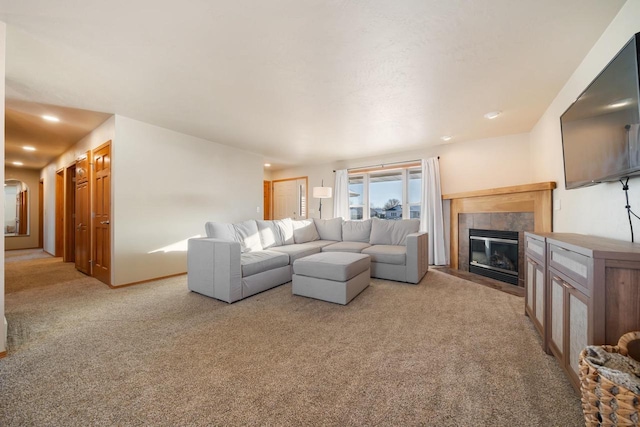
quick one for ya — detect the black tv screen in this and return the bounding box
[560,32,640,190]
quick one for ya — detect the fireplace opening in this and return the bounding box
[469,229,519,286]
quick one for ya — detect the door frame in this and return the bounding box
[272,176,308,220]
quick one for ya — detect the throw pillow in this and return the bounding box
[342,219,372,243]
[292,219,320,243]
[313,217,343,241]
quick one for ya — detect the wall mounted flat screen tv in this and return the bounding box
[560,32,640,190]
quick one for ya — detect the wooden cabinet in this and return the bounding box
[524,232,640,392]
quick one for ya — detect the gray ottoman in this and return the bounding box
[292,252,371,305]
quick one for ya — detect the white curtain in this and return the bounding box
[420,158,447,265]
[333,169,350,219]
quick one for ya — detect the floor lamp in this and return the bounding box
[312,180,333,219]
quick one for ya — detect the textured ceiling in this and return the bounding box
[0,0,627,170]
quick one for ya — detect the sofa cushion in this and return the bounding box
[369,218,420,246]
[306,240,339,249]
[277,218,295,245]
[362,245,406,265]
[205,220,262,253]
[292,219,320,244]
[256,218,296,248]
[234,220,263,253]
[342,219,372,243]
[313,218,343,241]
[256,220,279,248]
[240,250,289,277]
[205,221,236,241]
[322,241,371,253]
[270,243,321,263]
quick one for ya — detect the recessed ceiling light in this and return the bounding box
[12,161,24,166]
[264,163,271,167]
[441,135,453,142]
[42,115,60,122]
[23,146,36,151]
[484,111,502,120]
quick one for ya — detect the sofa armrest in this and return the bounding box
[405,232,429,284]
[187,238,243,303]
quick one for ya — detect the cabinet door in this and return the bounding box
[567,288,589,388]
[534,263,545,329]
[526,257,547,351]
[548,274,565,358]
[525,257,536,317]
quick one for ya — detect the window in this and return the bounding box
[349,175,364,220]
[409,169,422,219]
[348,164,422,221]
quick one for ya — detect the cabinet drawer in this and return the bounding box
[548,244,591,294]
[525,235,545,263]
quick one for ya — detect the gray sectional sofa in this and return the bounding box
[187,217,429,303]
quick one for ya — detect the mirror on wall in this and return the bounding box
[5,179,29,236]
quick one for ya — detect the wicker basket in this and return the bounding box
[579,331,640,426]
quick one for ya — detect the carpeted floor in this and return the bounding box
[0,250,583,426]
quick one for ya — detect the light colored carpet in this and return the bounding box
[1,251,584,426]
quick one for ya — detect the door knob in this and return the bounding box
[100,220,110,225]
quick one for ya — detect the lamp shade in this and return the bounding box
[313,186,332,199]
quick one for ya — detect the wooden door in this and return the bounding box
[55,170,64,256]
[39,179,43,248]
[93,142,111,285]
[64,165,76,262]
[75,153,91,274]
[273,178,307,220]
[263,180,272,220]
[18,190,28,234]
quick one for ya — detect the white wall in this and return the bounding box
[112,116,264,286]
[5,167,41,250]
[1,21,7,355]
[39,114,264,287]
[531,0,640,240]
[41,116,115,255]
[271,132,532,219]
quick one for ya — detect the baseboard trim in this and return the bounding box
[5,247,43,251]
[43,250,55,257]
[108,272,187,289]
[0,350,7,359]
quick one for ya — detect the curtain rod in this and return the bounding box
[332,157,439,173]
